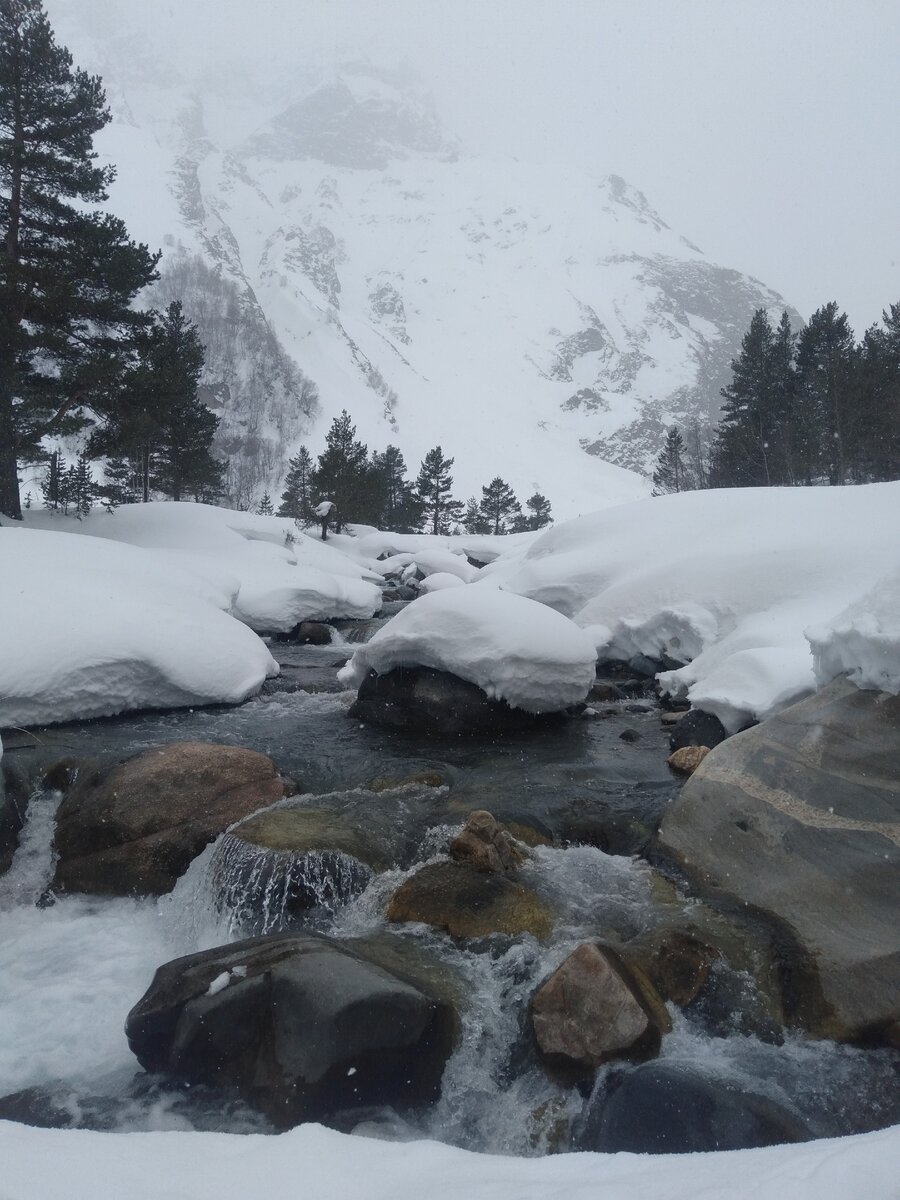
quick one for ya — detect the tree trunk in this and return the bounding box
[0,391,22,520]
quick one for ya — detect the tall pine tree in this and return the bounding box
[794,302,856,485]
[310,410,373,531]
[278,446,315,522]
[478,476,521,533]
[652,427,689,494]
[416,446,463,535]
[0,0,159,518]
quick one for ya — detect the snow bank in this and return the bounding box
[1,1120,898,1200]
[338,586,596,712]
[20,502,384,632]
[419,572,467,593]
[488,483,900,729]
[349,527,540,566]
[0,526,277,726]
[808,570,900,695]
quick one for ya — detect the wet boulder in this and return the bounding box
[666,745,710,774]
[387,861,553,940]
[125,932,457,1128]
[348,666,564,737]
[211,803,395,933]
[448,810,527,873]
[668,708,728,752]
[53,742,293,896]
[289,620,333,645]
[579,1061,812,1154]
[530,941,671,1081]
[658,677,900,1041]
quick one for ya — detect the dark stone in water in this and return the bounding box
[126,931,458,1129]
[349,666,566,737]
[580,1061,812,1154]
[668,708,728,752]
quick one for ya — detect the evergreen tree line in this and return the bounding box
[1,0,223,519]
[653,301,900,494]
[273,411,553,536]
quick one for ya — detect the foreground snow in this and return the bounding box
[487,482,900,729]
[2,1120,898,1200]
[338,586,597,712]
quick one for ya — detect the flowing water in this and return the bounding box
[0,635,897,1150]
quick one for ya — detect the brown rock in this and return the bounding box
[386,860,553,940]
[367,771,446,793]
[448,810,526,873]
[531,941,671,1079]
[627,929,720,1007]
[53,741,292,896]
[667,745,710,774]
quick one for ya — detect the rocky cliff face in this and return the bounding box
[50,12,800,513]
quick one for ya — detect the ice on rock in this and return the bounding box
[338,585,597,712]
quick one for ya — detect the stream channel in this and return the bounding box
[0,619,897,1154]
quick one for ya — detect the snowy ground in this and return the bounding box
[485,481,900,729]
[4,483,900,730]
[2,1120,898,1200]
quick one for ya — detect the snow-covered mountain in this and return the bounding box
[50,6,799,516]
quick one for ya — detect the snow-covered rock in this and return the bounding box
[488,482,900,730]
[21,503,384,633]
[338,586,596,713]
[418,572,467,593]
[0,526,277,727]
[808,570,900,695]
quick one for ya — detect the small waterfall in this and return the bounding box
[0,787,63,910]
[162,832,373,944]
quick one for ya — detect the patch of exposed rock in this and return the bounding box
[658,677,900,1041]
[448,810,526,873]
[386,861,553,940]
[53,742,292,896]
[530,941,671,1080]
[349,666,567,736]
[125,932,458,1128]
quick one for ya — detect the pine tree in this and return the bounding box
[478,476,522,533]
[40,448,64,510]
[416,446,463,535]
[518,492,553,530]
[310,410,372,531]
[91,302,222,502]
[256,491,274,516]
[794,302,856,485]
[0,0,159,519]
[68,451,94,517]
[652,427,689,494]
[856,302,900,482]
[463,496,490,534]
[278,446,315,523]
[370,444,422,531]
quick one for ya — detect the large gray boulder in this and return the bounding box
[658,678,900,1041]
[126,932,458,1127]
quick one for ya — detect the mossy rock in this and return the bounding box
[387,861,554,940]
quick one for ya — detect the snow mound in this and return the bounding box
[1,1117,898,1200]
[0,526,277,727]
[489,482,900,729]
[418,572,467,593]
[338,586,596,712]
[808,570,900,695]
[20,503,384,632]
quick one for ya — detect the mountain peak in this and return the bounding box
[242,65,457,169]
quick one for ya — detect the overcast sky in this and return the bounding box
[54,0,899,333]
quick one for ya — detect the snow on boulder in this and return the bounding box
[20,502,384,632]
[808,570,900,695]
[0,526,277,727]
[490,482,900,731]
[418,572,467,593]
[338,586,597,713]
